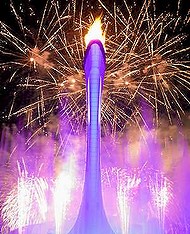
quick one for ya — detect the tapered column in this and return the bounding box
[69,40,114,234]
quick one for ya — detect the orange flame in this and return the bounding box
[85,18,105,47]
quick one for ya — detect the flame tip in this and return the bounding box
[85,18,105,48]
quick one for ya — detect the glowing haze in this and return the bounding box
[85,18,105,47]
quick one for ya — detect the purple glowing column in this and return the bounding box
[69,40,114,234]
[84,39,105,208]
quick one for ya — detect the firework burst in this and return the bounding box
[0,0,189,134]
[0,158,81,233]
[1,170,49,232]
[101,166,186,234]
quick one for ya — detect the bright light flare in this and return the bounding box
[1,175,48,232]
[152,179,170,209]
[85,18,105,47]
[54,158,76,234]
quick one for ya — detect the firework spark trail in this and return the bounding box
[0,155,79,233]
[0,0,85,131]
[1,162,49,233]
[101,0,190,126]
[149,172,174,231]
[116,169,141,234]
[53,156,76,234]
[101,167,142,233]
[153,178,169,228]
[0,0,189,135]
[101,166,182,233]
[0,121,87,232]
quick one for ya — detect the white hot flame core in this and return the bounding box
[85,18,105,47]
